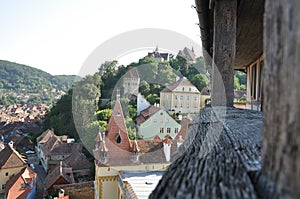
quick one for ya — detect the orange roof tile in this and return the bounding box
[5,166,37,199]
[45,161,75,190]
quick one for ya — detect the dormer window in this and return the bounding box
[116,134,122,144]
[117,111,121,116]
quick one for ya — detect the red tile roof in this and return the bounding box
[103,101,131,165]
[5,166,37,199]
[45,161,75,190]
[136,106,161,125]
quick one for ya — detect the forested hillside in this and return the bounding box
[0,60,78,92]
[0,60,79,105]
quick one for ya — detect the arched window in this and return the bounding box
[116,134,122,144]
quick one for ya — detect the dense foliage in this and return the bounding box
[42,54,247,148]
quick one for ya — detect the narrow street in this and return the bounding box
[27,154,47,198]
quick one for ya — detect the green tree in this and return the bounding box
[234,76,241,90]
[190,74,208,91]
[235,71,246,85]
[146,93,159,104]
[156,62,177,86]
[43,89,78,139]
[171,55,189,76]
[95,109,112,122]
[139,80,150,97]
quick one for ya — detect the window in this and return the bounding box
[2,184,5,190]
[189,87,191,91]
[175,95,178,100]
[160,128,164,133]
[182,87,184,91]
[5,172,8,176]
[117,111,121,116]
[194,96,198,101]
[187,96,190,100]
[116,134,122,144]
[167,128,171,133]
[21,183,26,188]
[175,128,179,133]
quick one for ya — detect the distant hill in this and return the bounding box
[0,60,78,92]
[0,60,79,105]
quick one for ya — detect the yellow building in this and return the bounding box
[160,77,201,114]
[95,163,169,199]
[0,145,27,193]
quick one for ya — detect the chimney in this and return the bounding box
[58,189,65,198]
[8,141,14,148]
[163,136,172,162]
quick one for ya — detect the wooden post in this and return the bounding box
[262,0,300,198]
[211,0,236,107]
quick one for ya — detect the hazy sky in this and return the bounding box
[0,0,201,75]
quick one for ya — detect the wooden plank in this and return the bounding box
[211,0,237,107]
[261,0,300,198]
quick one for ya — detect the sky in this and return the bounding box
[0,0,201,75]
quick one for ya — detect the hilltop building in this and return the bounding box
[177,47,197,64]
[160,77,201,114]
[147,46,169,62]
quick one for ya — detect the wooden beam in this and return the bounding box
[261,0,300,198]
[211,0,237,107]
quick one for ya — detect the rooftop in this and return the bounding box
[0,145,26,169]
[150,107,263,198]
[122,171,164,199]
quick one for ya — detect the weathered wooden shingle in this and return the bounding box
[150,107,263,199]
